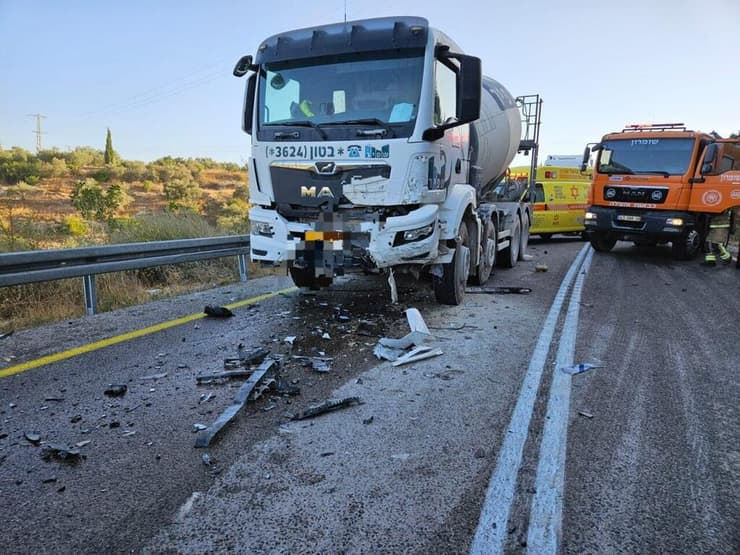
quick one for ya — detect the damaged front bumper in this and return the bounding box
[249,204,441,272]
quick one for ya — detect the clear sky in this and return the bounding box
[1,0,738,164]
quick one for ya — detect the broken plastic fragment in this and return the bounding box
[291,397,361,421]
[391,346,444,367]
[388,268,398,304]
[204,306,234,318]
[284,336,297,345]
[559,363,604,375]
[41,444,83,464]
[104,384,127,397]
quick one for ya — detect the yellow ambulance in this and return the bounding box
[510,158,592,240]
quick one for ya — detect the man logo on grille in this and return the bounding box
[315,161,336,174]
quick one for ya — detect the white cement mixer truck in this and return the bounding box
[233,16,541,304]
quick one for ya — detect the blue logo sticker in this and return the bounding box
[347,145,362,158]
[365,144,390,159]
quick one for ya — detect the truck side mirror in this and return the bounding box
[243,73,257,135]
[580,146,590,172]
[701,143,718,174]
[233,55,255,77]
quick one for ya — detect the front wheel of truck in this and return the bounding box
[671,229,702,260]
[590,233,616,252]
[288,265,332,290]
[434,220,471,305]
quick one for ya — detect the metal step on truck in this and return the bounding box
[233,16,542,304]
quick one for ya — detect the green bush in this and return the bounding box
[64,215,88,236]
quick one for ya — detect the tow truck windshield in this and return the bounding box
[257,50,424,140]
[597,138,695,176]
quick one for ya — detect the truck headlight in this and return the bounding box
[584,211,597,220]
[403,223,434,242]
[665,217,684,226]
[252,221,274,237]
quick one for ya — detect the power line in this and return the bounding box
[27,113,47,152]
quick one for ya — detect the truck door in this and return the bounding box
[689,140,740,213]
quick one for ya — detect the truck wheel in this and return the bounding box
[288,265,332,289]
[472,218,496,285]
[518,212,530,261]
[590,234,616,252]
[434,220,471,305]
[501,216,521,268]
[671,229,701,260]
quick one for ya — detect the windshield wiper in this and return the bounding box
[265,120,327,140]
[322,118,395,138]
[635,170,671,178]
[600,167,634,175]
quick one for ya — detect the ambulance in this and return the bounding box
[510,156,592,239]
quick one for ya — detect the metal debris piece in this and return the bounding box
[201,453,211,466]
[41,443,83,464]
[75,440,91,448]
[559,363,604,375]
[321,332,331,340]
[235,346,270,366]
[373,343,406,362]
[428,323,467,330]
[392,346,444,367]
[24,432,41,445]
[311,358,331,373]
[199,392,214,403]
[204,305,234,318]
[122,430,137,437]
[195,370,252,384]
[535,263,548,272]
[578,411,594,419]
[44,396,64,402]
[388,268,398,304]
[140,372,167,381]
[272,378,300,396]
[192,423,207,432]
[194,357,277,448]
[466,287,533,294]
[291,397,361,421]
[284,336,297,345]
[104,384,127,397]
[251,378,275,401]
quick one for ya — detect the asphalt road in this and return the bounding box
[0,238,737,554]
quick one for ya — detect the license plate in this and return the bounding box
[616,214,642,222]
[304,231,345,241]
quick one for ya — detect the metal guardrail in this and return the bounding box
[0,235,251,315]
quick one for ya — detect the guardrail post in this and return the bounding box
[82,274,97,315]
[237,254,248,282]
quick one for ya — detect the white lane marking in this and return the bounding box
[470,244,591,555]
[527,248,594,553]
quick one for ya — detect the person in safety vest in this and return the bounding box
[703,209,732,266]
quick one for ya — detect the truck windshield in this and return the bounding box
[597,138,695,176]
[257,50,424,138]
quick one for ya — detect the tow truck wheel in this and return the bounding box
[434,220,471,305]
[501,216,521,268]
[472,218,496,285]
[518,212,530,261]
[590,233,616,252]
[671,229,701,260]
[288,265,332,290]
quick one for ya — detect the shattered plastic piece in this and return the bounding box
[373,343,406,362]
[535,263,548,272]
[378,331,431,350]
[194,358,276,448]
[202,453,211,466]
[104,384,127,397]
[406,308,431,335]
[559,363,604,375]
[41,443,83,464]
[204,306,234,318]
[311,358,331,373]
[272,378,301,396]
[199,392,214,403]
[140,372,167,381]
[291,397,362,421]
[363,416,374,425]
[44,396,64,402]
[235,346,270,366]
[195,370,252,384]
[284,336,297,345]
[192,423,208,432]
[75,440,91,448]
[391,346,444,367]
[578,410,594,419]
[70,415,82,424]
[24,432,41,445]
[356,320,379,337]
[388,268,398,304]
[321,332,331,340]
[122,430,137,437]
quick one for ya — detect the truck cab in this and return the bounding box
[582,123,740,259]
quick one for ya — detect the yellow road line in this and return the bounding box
[0,286,297,379]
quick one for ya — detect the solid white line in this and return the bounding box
[526,248,594,553]
[469,243,590,555]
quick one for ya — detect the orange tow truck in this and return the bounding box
[581,123,740,259]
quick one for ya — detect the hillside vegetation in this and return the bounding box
[0,145,264,332]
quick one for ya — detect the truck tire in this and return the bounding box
[518,211,530,261]
[288,265,332,290]
[472,218,496,285]
[671,229,701,260]
[434,220,471,305]
[590,234,616,252]
[500,216,521,268]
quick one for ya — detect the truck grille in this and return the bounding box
[603,185,668,204]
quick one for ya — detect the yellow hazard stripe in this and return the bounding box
[0,286,297,378]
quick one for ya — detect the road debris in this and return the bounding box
[272,378,300,396]
[204,305,234,318]
[321,332,331,340]
[363,416,374,425]
[75,440,91,448]
[291,397,361,421]
[24,432,41,445]
[201,453,211,466]
[535,263,548,272]
[194,357,277,448]
[466,286,533,294]
[578,410,594,419]
[104,384,127,397]
[0,331,13,340]
[196,370,253,384]
[356,320,379,337]
[140,372,167,381]
[284,336,297,345]
[192,423,207,432]
[392,346,444,367]
[374,307,437,362]
[41,443,83,464]
[44,396,64,402]
[199,392,214,403]
[559,363,604,375]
